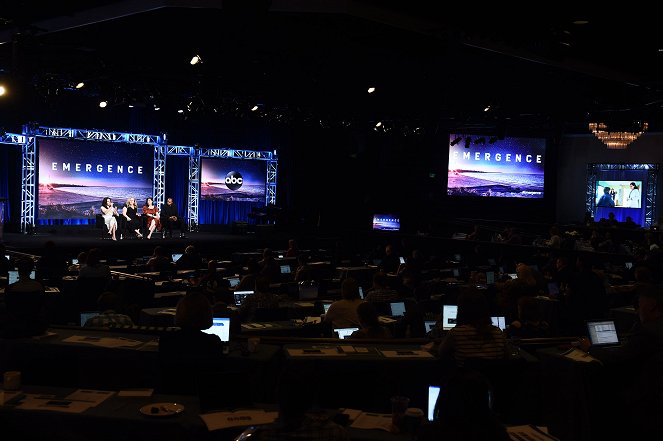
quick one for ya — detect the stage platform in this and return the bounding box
[1,225,297,261]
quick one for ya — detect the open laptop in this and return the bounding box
[442,304,458,331]
[172,253,183,263]
[322,302,332,314]
[335,327,359,339]
[491,316,507,331]
[389,301,406,317]
[427,385,441,422]
[202,317,231,343]
[8,270,36,284]
[80,311,100,327]
[280,265,291,274]
[424,320,437,333]
[586,319,621,347]
[226,276,240,288]
[233,290,255,307]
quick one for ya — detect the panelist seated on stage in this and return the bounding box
[142,197,161,240]
[121,197,143,239]
[161,197,186,238]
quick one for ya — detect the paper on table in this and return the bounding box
[507,425,560,440]
[200,410,278,431]
[62,335,144,348]
[294,302,315,307]
[66,389,115,406]
[118,388,154,397]
[350,412,393,432]
[17,395,93,414]
[560,348,601,364]
[380,350,434,359]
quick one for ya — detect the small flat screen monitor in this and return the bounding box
[442,305,458,331]
[71,258,79,265]
[486,271,495,285]
[372,214,400,232]
[335,327,359,339]
[203,317,231,342]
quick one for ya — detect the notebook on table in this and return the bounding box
[586,319,621,347]
[233,290,255,307]
[202,317,231,342]
[389,301,406,317]
[335,327,359,339]
[442,305,458,331]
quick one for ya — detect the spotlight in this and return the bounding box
[251,105,259,112]
[450,136,462,146]
[375,121,382,127]
[367,87,376,93]
[0,85,6,96]
[99,100,108,108]
[75,82,85,89]
[190,54,203,65]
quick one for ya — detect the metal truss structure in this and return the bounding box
[0,133,30,231]
[586,163,658,227]
[16,126,277,232]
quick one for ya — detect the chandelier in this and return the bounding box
[588,121,648,149]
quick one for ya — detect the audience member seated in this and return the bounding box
[419,368,510,441]
[234,258,260,292]
[348,302,392,340]
[495,262,541,322]
[35,240,68,284]
[254,369,350,441]
[258,247,281,283]
[239,276,280,322]
[285,238,299,258]
[579,283,663,439]
[2,257,49,337]
[324,277,363,329]
[294,254,313,282]
[176,245,203,270]
[364,271,400,303]
[83,291,135,328]
[146,245,175,273]
[157,292,225,394]
[377,243,400,274]
[506,296,550,339]
[563,254,609,335]
[67,251,88,273]
[78,248,111,280]
[435,287,509,367]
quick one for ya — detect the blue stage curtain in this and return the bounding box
[594,170,647,226]
[199,200,263,225]
[165,155,189,221]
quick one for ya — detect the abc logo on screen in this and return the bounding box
[225,171,243,190]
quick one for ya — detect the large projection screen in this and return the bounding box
[38,138,154,220]
[200,157,267,202]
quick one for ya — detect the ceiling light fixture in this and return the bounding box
[0,85,6,96]
[190,54,203,65]
[75,82,85,89]
[367,87,376,93]
[589,121,648,149]
[99,100,107,108]
[251,105,259,111]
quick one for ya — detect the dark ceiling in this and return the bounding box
[1,1,662,142]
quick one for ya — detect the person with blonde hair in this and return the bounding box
[122,197,143,238]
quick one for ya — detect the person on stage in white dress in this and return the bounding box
[101,197,119,241]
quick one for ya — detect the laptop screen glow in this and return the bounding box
[233,290,255,307]
[280,265,291,274]
[322,303,332,314]
[8,270,35,284]
[485,271,495,285]
[358,286,364,299]
[390,301,406,317]
[203,317,231,342]
[424,320,437,333]
[442,305,458,331]
[587,320,619,346]
[172,253,183,262]
[427,385,440,422]
[335,327,358,339]
[227,277,240,288]
[491,316,506,331]
[80,311,100,327]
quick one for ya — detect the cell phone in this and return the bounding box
[399,257,405,264]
